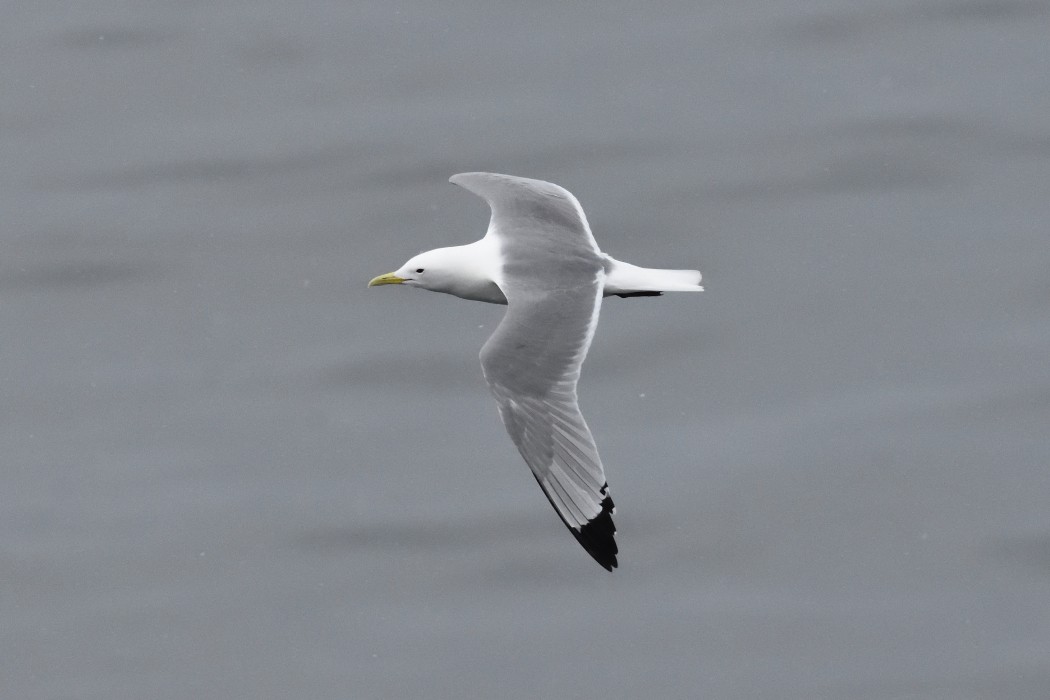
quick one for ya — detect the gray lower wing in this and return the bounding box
[479,281,618,570]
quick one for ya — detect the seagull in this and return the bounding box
[369,173,703,570]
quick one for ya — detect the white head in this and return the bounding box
[368,243,505,303]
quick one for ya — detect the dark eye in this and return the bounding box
[415,268,424,273]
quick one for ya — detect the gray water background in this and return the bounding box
[4,1,1050,698]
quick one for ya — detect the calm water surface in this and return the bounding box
[3,2,1049,698]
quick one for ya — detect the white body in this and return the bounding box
[387,239,702,305]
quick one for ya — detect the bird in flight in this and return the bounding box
[369,173,703,570]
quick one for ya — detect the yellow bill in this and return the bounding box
[368,272,406,287]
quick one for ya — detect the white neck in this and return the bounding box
[433,239,507,304]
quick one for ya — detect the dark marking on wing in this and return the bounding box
[613,290,663,298]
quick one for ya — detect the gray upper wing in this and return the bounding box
[449,172,600,256]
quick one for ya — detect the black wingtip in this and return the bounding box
[572,487,618,571]
[531,476,619,571]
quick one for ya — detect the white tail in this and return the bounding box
[602,256,703,297]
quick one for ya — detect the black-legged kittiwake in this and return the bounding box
[369,172,703,571]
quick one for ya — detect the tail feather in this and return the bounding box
[602,256,703,297]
